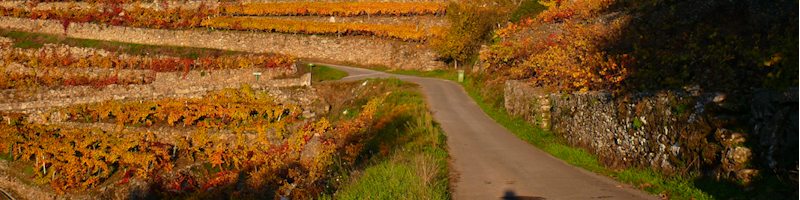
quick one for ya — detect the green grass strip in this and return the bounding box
[309,64,349,82]
[318,78,450,199]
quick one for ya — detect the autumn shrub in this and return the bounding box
[484,16,630,91]
[525,20,629,91]
[481,0,798,92]
[535,0,614,23]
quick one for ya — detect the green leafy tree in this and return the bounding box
[432,1,509,66]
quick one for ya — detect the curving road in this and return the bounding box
[320,64,660,200]
[0,188,12,200]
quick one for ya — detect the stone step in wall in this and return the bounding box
[0,16,445,71]
[505,80,798,183]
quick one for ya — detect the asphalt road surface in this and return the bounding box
[321,64,661,200]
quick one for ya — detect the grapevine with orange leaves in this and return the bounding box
[0,114,173,193]
[60,84,302,135]
[0,3,446,42]
[220,2,446,17]
[201,16,444,42]
[0,44,295,89]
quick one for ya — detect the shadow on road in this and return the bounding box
[501,190,546,200]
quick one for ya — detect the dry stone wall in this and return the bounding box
[0,37,12,47]
[0,0,221,11]
[0,68,309,112]
[6,42,178,60]
[241,0,450,3]
[0,34,323,111]
[0,43,293,94]
[2,62,154,90]
[0,16,445,71]
[267,15,449,29]
[505,80,798,183]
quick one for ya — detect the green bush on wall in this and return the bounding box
[510,0,547,22]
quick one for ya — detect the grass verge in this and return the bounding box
[387,69,455,80]
[317,78,450,199]
[309,64,349,82]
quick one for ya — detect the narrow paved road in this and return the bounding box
[321,64,660,200]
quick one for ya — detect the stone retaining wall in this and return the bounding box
[2,63,154,93]
[0,2,449,29]
[505,80,798,183]
[0,69,310,111]
[241,0,450,3]
[0,16,445,71]
[266,15,449,29]
[0,0,221,11]
[0,42,294,104]
[0,0,449,9]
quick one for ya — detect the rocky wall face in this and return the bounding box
[505,80,799,183]
[748,89,799,177]
[503,80,552,128]
[0,16,445,71]
[548,90,683,172]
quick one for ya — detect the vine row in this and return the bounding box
[0,95,389,198]
[59,84,302,135]
[0,4,444,42]
[0,44,295,89]
[0,114,173,193]
[220,2,446,17]
[202,16,444,42]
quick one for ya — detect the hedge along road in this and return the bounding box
[319,63,660,200]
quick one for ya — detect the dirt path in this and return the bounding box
[321,63,661,200]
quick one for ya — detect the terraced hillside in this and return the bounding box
[0,0,448,70]
[0,1,452,199]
